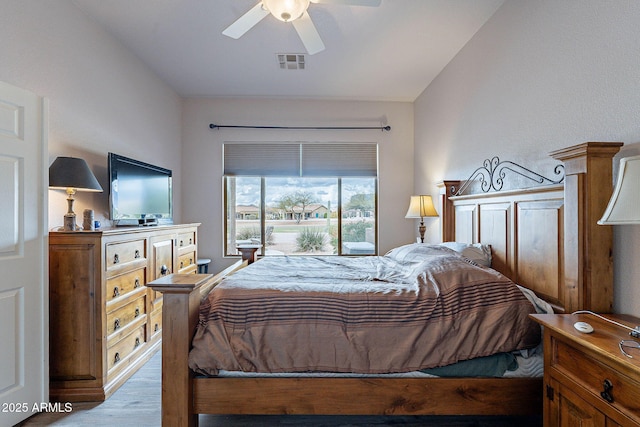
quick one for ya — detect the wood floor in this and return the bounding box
[19,351,542,426]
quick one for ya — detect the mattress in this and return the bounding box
[216,351,544,378]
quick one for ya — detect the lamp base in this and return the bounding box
[63,193,77,231]
[419,221,426,243]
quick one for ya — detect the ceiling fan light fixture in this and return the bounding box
[263,0,310,22]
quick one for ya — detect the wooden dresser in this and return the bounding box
[49,223,199,402]
[531,313,640,427]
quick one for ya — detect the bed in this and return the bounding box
[148,141,622,426]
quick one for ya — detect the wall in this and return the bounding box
[0,0,182,228]
[181,98,415,269]
[0,2,416,289]
[414,0,640,314]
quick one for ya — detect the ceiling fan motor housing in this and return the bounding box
[263,0,310,22]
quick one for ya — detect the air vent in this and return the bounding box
[277,54,305,70]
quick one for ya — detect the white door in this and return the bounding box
[0,81,48,426]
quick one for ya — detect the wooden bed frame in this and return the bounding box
[148,142,622,426]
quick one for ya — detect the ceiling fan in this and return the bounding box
[223,0,382,55]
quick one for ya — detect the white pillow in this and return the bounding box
[384,243,453,264]
[438,242,492,267]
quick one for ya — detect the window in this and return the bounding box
[224,143,378,256]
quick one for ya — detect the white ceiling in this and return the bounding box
[71,0,504,102]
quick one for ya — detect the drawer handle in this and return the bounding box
[160,264,169,275]
[180,240,184,247]
[601,379,614,403]
[189,238,193,245]
[135,307,140,317]
[113,254,120,264]
[134,337,141,348]
[189,258,193,265]
[180,261,184,268]
[114,318,121,330]
[113,287,120,298]
[114,352,120,364]
[134,249,140,259]
[154,323,159,332]
[134,278,140,288]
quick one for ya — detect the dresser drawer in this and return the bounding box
[107,324,146,372]
[551,337,640,420]
[106,239,146,270]
[178,251,196,273]
[107,268,146,302]
[106,294,147,337]
[150,308,162,337]
[151,293,163,311]
[177,231,196,249]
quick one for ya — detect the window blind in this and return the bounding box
[223,143,300,176]
[223,142,378,177]
[301,143,377,177]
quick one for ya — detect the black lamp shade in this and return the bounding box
[49,157,103,192]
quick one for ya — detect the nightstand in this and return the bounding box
[531,313,640,427]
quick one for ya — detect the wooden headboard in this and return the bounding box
[439,142,622,314]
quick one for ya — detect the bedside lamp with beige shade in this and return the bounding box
[578,155,640,340]
[49,156,103,231]
[405,195,438,243]
[598,155,640,225]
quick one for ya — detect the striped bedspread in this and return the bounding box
[188,246,540,376]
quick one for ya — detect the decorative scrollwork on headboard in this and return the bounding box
[451,157,565,196]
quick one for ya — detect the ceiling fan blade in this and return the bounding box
[222,2,269,39]
[292,11,325,55]
[310,0,381,6]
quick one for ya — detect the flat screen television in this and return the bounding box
[108,153,173,226]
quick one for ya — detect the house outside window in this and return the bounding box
[223,142,378,256]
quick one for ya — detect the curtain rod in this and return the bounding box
[209,123,391,131]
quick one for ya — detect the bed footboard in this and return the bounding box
[193,376,542,416]
[147,261,246,427]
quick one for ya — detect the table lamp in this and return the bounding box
[598,155,640,225]
[405,195,438,243]
[49,156,103,231]
[596,155,640,338]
